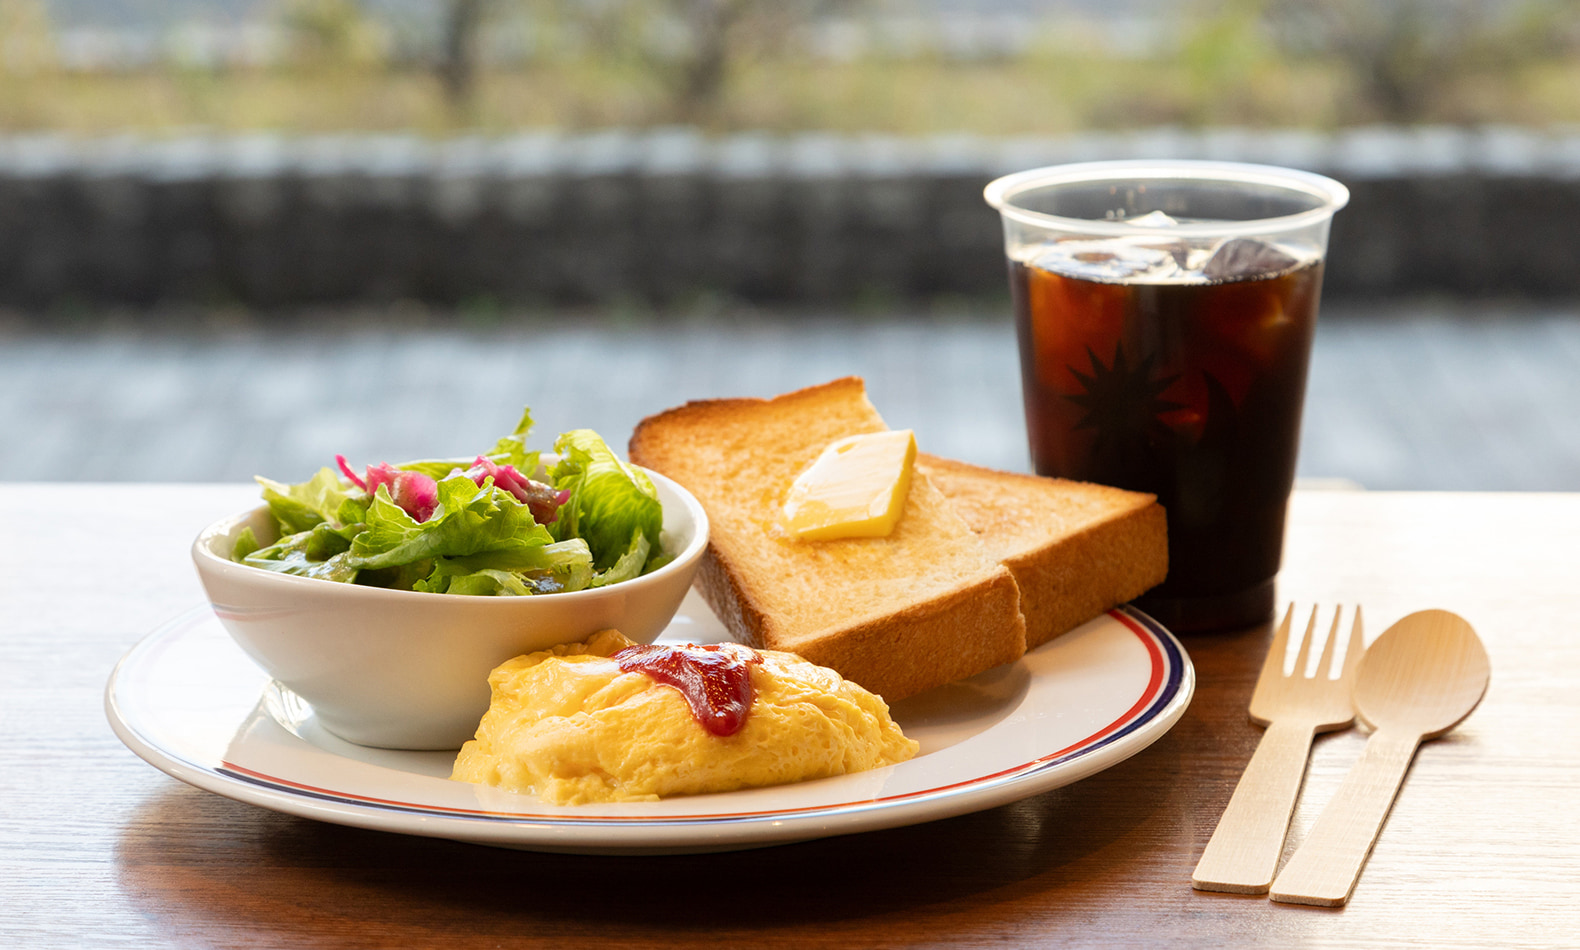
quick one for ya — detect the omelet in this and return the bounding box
[451,629,919,805]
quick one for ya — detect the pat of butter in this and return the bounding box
[782,430,917,541]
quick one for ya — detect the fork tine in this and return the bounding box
[1341,605,1366,676]
[1316,605,1343,678]
[1261,604,1294,685]
[1292,605,1319,676]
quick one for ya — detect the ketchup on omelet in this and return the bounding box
[612,643,762,737]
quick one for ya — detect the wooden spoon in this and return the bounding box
[1269,609,1490,906]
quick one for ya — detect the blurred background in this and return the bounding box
[3,0,1578,488]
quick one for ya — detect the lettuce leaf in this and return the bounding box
[232,526,261,561]
[388,408,542,481]
[426,568,538,597]
[345,474,555,571]
[588,529,650,589]
[243,527,361,583]
[258,468,353,535]
[486,407,538,471]
[550,429,663,572]
[415,538,595,595]
[237,410,661,596]
[384,458,469,481]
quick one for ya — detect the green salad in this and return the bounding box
[231,410,667,595]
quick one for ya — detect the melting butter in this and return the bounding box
[781,429,916,541]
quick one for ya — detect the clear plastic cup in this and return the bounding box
[985,161,1349,632]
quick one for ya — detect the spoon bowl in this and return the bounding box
[1354,609,1491,738]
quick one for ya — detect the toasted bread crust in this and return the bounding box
[690,547,1025,700]
[916,454,1168,648]
[630,378,1027,701]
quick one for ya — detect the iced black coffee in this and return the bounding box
[987,164,1349,631]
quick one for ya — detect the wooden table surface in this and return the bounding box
[5,485,1577,948]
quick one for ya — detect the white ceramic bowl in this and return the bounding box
[191,466,709,751]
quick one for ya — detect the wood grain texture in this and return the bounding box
[1193,606,1363,894]
[4,487,1579,948]
[1192,717,1325,895]
[1270,610,1493,906]
[1270,729,1422,906]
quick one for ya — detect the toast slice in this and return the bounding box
[628,378,1027,702]
[915,454,1168,649]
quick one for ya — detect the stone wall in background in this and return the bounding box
[2,127,1577,310]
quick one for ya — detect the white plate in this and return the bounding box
[106,591,1193,855]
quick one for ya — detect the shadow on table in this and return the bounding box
[113,732,1187,946]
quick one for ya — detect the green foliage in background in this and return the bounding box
[1,0,1578,134]
[1264,0,1580,123]
[278,0,390,70]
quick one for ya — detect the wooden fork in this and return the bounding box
[1192,605,1366,894]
